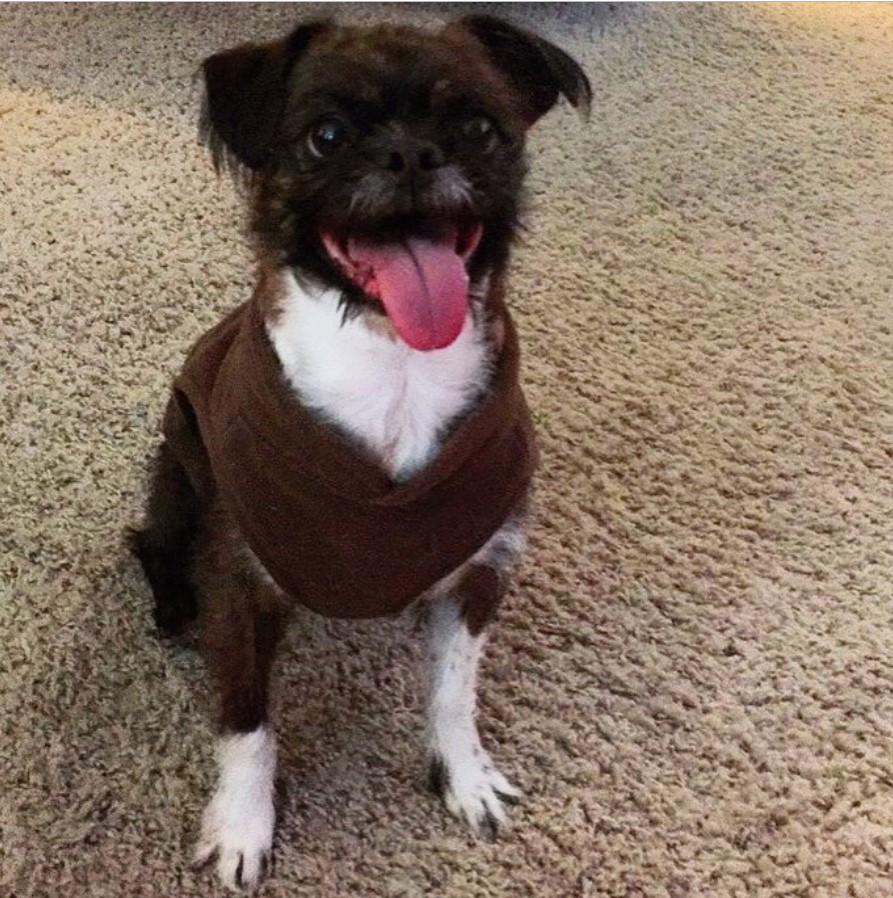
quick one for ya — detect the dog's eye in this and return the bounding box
[462,116,499,153]
[307,118,351,158]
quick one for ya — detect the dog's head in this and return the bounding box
[201,16,590,350]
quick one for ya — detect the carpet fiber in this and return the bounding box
[2,3,893,896]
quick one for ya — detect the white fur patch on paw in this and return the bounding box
[429,739,521,840]
[193,727,276,892]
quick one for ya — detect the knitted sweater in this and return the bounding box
[163,296,538,619]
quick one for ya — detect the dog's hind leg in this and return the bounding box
[129,441,201,636]
[425,518,525,840]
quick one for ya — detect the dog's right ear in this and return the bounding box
[201,21,332,174]
[453,16,591,127]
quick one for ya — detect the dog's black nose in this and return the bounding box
[377,134,445,174]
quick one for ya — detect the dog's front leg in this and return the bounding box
[192,509,287,891]
[426,563,522,840]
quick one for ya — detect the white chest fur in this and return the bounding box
[268,271,491,481]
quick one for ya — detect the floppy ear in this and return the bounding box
[200,21,331,173]
[456,16,592,126]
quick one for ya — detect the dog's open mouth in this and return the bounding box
[321,221,483,352]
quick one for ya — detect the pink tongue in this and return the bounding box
[347,237,469,351]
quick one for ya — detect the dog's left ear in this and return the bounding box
[452,16,591,127]
[201,21,332,173]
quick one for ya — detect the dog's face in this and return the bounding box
[202,17,590,350]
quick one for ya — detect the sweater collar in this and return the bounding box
[229,287,525,507]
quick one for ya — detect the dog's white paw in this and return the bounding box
[193,728,276,892]
[194,788,274,891]
[428,743,521,840]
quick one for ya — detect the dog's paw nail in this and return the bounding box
[495,787,521,807]
[427,755,450,799]
[213,845,268,892]
[477,809,500,842]
[191,844,217,872]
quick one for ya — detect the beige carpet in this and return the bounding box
[3,3,893,896]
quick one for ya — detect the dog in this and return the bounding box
[131,15,589,891]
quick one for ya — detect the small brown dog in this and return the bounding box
[131,15,589,891]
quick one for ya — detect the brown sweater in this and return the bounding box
[163,296,538,619]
